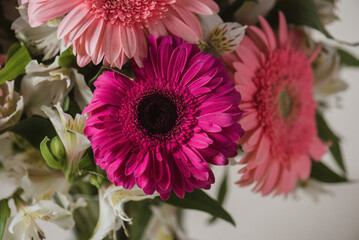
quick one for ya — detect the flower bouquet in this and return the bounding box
[0,0,357,239]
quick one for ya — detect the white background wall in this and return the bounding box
[1,1,359,239]
[185,1,359,239]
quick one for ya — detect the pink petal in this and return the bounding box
[278,11,288,47]
[258,16,277,50]
[28,0,81,27]
[120,26,137,58]
[164,9,199,43]
[309,136,326,161]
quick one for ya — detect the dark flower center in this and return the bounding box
[137,94,178,135]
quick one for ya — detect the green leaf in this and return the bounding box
[59,47,77,68]
[6,43,21,62]
[9,117,56,149]
[0,44,31,84]
[163,189,235,226]
[88,67,108,86]
[40,136,63,170]
[209,171,228,224]
[273,0,332,38]
[337,48,359,67]
[78,150,96,175]
[89,66,135,86]
[316,112,346,173]
[77,149,106,178]
[128,200,153,240]
[0,199,11,240]
[310,161,348,183]
[217,173,228,205]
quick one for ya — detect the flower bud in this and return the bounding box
[50,136,66,161]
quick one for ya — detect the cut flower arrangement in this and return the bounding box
[0,0,356,239]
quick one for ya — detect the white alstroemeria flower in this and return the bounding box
[21,57,93,117]
[41,103,90,179]
[11,4,61,60]
[105,185,158,222]
[144,205,191,240]
[0,140,69,199]
[314,0,339,25]
[312,45,347,108]
[8,200,74,240]
[91,187,121,240]
[234,0,276,25]
[0,133,12,162]
[198,14,246,56]
[0,55,23,130]
[91,185,158,240]
[0,80,24,130]
[56,192,87,212]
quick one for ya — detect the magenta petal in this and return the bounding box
[134,151,151,177]
[84,35,244,199]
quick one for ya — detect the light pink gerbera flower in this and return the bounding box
[222,13,327,195]
[25,0,218,68]
[84,35,244,199]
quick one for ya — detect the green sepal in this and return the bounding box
[316,112,346,173]
[40,136,63,170]
[310,161,348,183]
[89,175,104,189]
[162,189,235,226]
[0,199,11,240]
[0,43,32,84]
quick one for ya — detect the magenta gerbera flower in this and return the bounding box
[84,35,244,199]
[222,13,327,195]
[25,0,218,68]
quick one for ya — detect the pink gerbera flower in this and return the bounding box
[222,13,327,195]
[84,35,244,199]
[25,0,218,68]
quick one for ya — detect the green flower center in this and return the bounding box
[278,90,293,118]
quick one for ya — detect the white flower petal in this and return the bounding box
[0,81,24,130]
[91,188,120,240]
[208,22,246,54]
[21,59,74,117]
[41,104,90,177]
[198,14,224,39]
[11,5,61,61]
[74,71,93,110]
